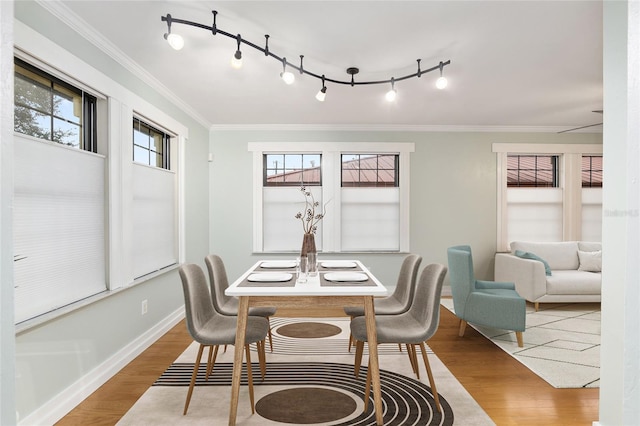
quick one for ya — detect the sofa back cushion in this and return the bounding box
[510,241,579,270]
[578,241,601,252]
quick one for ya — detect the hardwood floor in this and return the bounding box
[55,302,599,426]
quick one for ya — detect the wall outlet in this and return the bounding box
[141,299,148,315]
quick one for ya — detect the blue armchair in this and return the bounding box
[447,245,526,347]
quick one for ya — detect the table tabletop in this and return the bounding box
[226,259,388,297]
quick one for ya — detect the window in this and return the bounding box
[582,155,603,187]
[251,142,414,253]
[133,117,170,169]
[494,144,603,251]
[341,154,399,187]
[14,58,97,151]
[13,59,105,323]
[264,153,321,186]
[507,155,559,187]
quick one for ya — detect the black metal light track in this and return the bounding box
[161,11,451,89]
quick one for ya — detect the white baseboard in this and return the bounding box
[18,306,185,426]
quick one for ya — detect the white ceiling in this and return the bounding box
[56,0,603,130]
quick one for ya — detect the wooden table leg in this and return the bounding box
[228,296,249,426]
[364,296,383,426]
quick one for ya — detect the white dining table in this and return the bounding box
[225,259,388,426]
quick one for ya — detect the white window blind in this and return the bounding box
[341,187,400,251]
[506,188,563,243]
[582,188,603,242]
[14,137,106,323]
[132,164,177,278]
[262,186,323,252]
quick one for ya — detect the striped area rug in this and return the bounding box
[118,318,495,426]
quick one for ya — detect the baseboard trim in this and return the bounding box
[18,306,185,426]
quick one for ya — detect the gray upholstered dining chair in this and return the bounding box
[344,254,422,351]
[178,263,269,415]
[350,263,447,412]
[205,254,277,351]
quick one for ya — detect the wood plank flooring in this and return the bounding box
[55,301,599,426]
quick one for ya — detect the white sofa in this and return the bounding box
[494,241,601,310]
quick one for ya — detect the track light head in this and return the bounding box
[316,75,327,102]
[385,78,397,102]
[163,14,184,50]
[436,61,448,89]
[231,34,242,69]
[280,58,295,85]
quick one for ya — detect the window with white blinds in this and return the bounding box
[13,136,106,323]
[250,142,413,253]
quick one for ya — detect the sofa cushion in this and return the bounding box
[578,241,602,252]
[546,270,601,295]
[515,250,552,276]
[510,241,579,270]
[578,250,602,272]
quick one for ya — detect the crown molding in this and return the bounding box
[35,0,211,129]
[209,123,603,133]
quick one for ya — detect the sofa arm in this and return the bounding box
[494,253,547,302]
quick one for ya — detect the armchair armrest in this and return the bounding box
[476,280,516,290]
[494,253,547,302]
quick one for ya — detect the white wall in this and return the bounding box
[0,1,16,425]
[599,1,640,425]
[209,128,601,288]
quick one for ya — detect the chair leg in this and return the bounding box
[398,343,403,352]
[408,344,420,379]
[267,317,274,352]
[364,358,372,412]
[534,302,540,312]
[205,345,220,380]
[354,340,364,377]
[184,343,205,415]
[257,340,266,380]
[458,319,467,337]
[419,342,441,412]
[244,344,255,414]
[348,315,355,352]
[516,331,524,348]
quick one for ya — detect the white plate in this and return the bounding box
[260,260,297,269]
[247,273,293,282]
[321,261,357,268]
[324,272,369,282]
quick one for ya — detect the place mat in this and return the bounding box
[320,273,377,287]
[237,275,296,287]
[257,260,297,270]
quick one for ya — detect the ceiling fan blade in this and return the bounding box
[558,122,603,134]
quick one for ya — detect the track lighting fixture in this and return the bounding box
[316,75,327,102]
[231,33,242,69]
[385,78,397,102]
[161,11,451,101]
[162,14,184,50]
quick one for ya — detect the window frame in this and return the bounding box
[249,142,414,253]
[341,153,400,187]
[506,154,559,187]
[133,116,171,170]
[14,57,97,152]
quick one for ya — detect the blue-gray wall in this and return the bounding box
[209,129,602,287]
